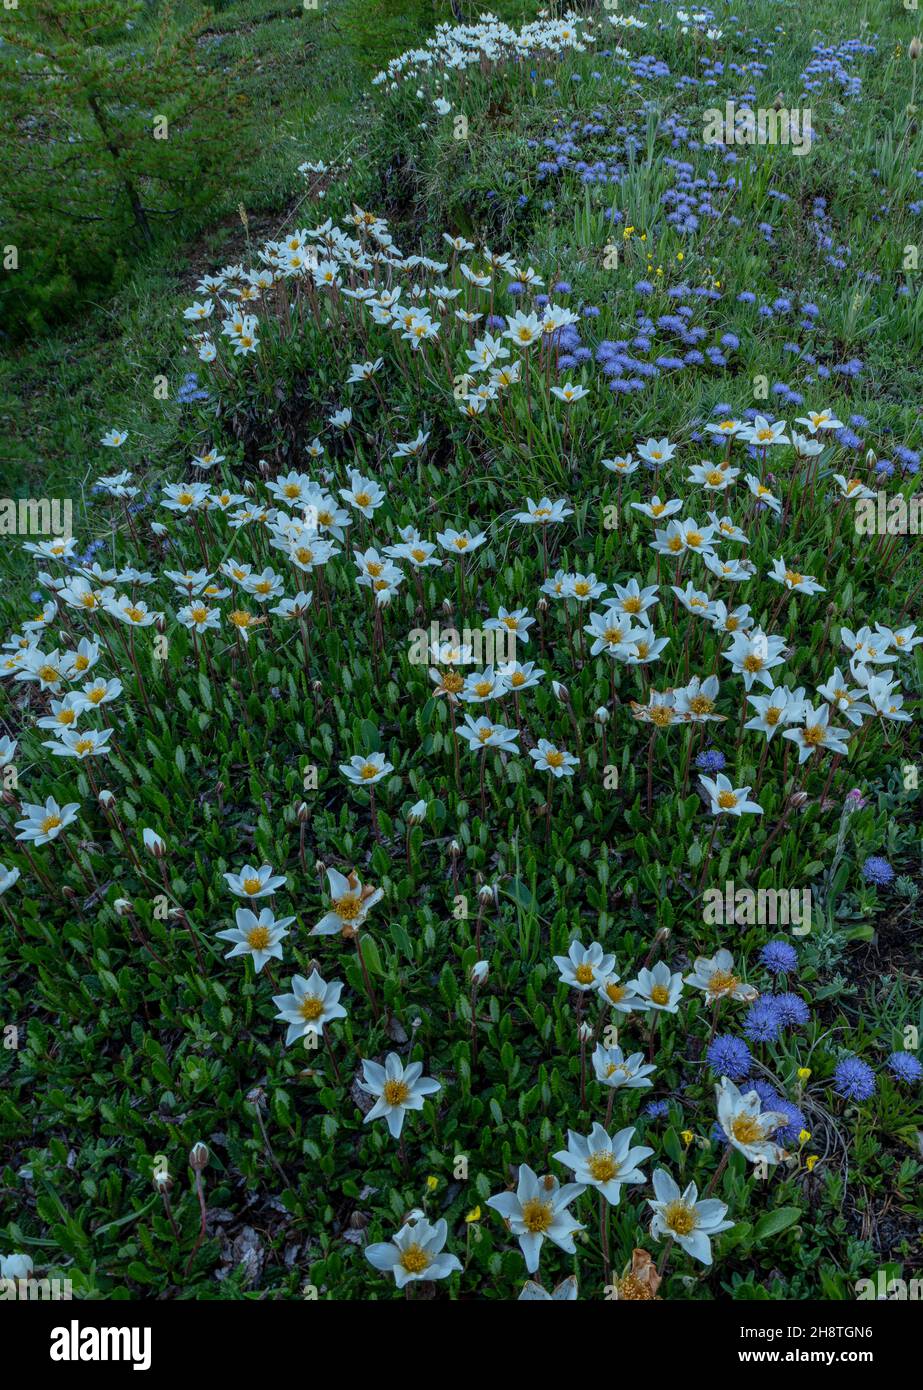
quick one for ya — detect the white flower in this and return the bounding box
[592,1044,656,1089]
[626,961,685,1012]
[740,415,788,447]
[768,558,825,595]
[41,726,113,761]
[518,1276,578,1300]
[553,1124,653,1205]
[223,862,287,899]
[0,1252,33,1280]
[781,702,850,763]
[365,1216,461,1288]
[529,738,579,778]
[648,1168,733,1265]
[358,1052,441,1138]
[312,867,383,935]
[552,939,615,991]
[218,907,294,973]
[272,969,346,1042]
[339,751,393,785]
[716,1077,790,1164]
[0,863,21,894]
[15,797,80,845]
[699,773,763,816]
[636,437,676,466]
[550,381,589,403]
[486,1164,585,1273]
[684,949,757,1003]
[795,408,843,434]
[457,715,519,754]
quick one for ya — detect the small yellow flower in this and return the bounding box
[426,1175,439,1192]
[798,1128,811,1146]
[677,252,684,261]
[805,1155,819,1172]
[797,1067,812,1082]
[465,1206,481,1224]
[680,1129,694,1147]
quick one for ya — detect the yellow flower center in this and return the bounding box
[247,926,271,950]
[605,982,625,1004]
[664,1201,697,1236]
[474,681,493,697]
[765,706,781,725]
[383,1079,410,1106]
[242,877,263,895]
[38,665,59,682]
[707,970,739,996]
[587,1152,619,1183]
[785,570,803,586]
[732,1115,764,1145]
[41,814,61,833]
[299,995,323,1021]
[743,654,763,672]
[229,610,252,628]
[399,1244,431,1275]
[74,738,94,755]
[191,607,208,624]
[334,894,362,922]
[689,696,714,715]
[355,493,371,508]
[360,763,380,780]
[520,1198,554,1233]
[717,790,738,809]
[442,672,464,694]
[650,984,670,1006]
[802,724,825,746]
[125,607,144,623]
[58,709,76,725]
[545,749,564,767]
[575,963,595,984]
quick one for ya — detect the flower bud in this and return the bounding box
[142,828,166,858]
[594,706,609,724]
[910,36,921,61]
[189,1142,209,1172]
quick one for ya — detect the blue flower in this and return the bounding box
[744,998,781,1043]
[861,855,895,886]
[706,1035,752,1081]
[771,992,810,1027]
[760,940,798,975]
[833,1055,876,1101]
[695,749,726,772]
[887,1051,922,1085]
[645,1099,669,1118]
